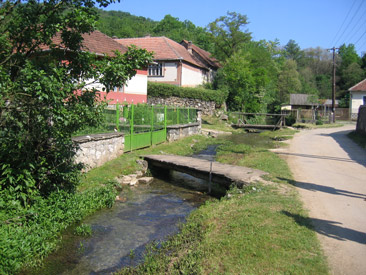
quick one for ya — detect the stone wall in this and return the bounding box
[356,105,366,134]
[167,122,201,142]
[73,133,124,171]
[148,96,216,115]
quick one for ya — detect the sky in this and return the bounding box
[104,0,366,56]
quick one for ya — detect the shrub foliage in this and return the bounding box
[147,82,228,105]
[0,0,152,205]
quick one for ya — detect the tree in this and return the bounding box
[277,59,302,103]
[283,39,304,63]
[215,42,278,112]
[0,0,152,205]
[207,11,252,62]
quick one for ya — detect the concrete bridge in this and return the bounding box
[143,155,267,189]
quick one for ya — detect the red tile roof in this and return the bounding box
[114,36,206,69]
[180,40,221,69]
[42,30,128,56]
[349,79,366,91]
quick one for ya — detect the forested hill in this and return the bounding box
[96,9,366,109]
[95,9,213,52]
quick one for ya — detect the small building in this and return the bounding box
[349,79,366,120]
[114,36,220,87]
[290,94,319,109]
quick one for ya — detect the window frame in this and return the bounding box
[148,62,164,77]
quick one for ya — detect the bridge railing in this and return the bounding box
[230,112,287,129]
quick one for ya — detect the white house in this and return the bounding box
[114,36,220,87]
[349,79,366,120]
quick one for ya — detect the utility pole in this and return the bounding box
[327,47,339,123]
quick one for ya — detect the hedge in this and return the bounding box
[147,82,228,105]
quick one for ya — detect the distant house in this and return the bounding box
[43,30,148,104]
[349,79,366,120]
[290,94,319,109]
[114,36,220,87]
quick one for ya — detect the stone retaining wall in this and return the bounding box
[148,96,216,115]
[73,133,124,171]
[356,105,366,134]
[167,122,201,142]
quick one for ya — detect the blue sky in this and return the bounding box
[104,0,366,56]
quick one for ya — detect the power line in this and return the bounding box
[354,29,366,47]
[342,8,366,44]
[334,0,365,46]
[331,0,357,46]
[346,17,366,43]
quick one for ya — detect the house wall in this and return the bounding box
[148,62,179,85]
[181,63,206,87]
[94,69,148,104]
[350,91,366,119]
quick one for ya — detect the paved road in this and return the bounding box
[281,125,366,275]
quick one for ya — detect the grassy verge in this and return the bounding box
[293,122,344,129]
[348,131,366,149]
[117,128,329,274]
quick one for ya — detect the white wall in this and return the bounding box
[181,64,206,87]
[124,73,147,94]
[351,91,366,114]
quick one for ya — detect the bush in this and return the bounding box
[0,184,116,274]
[316,120,323,125]
[147,82,228,105]
[285,114,296,126]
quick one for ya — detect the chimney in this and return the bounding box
[187,41,193,54]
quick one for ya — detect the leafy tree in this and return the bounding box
[277,59,302,103]
[216,42,278,112]
[0,0,152,205]
[207,11,252,62]
[283,39,304,63]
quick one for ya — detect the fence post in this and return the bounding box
[130,104,134,151]
[177,107,180,125]
[116,102,120,131]
[164,105,167,130]
[151,105,154,146]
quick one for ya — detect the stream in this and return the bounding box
[30,155,216,274]
[28,134,269,274]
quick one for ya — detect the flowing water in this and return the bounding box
[30,172,213,275]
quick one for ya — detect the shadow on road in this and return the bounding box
[275,152,358,163]
[279,177,366,200]
[282,211,366,244]
[318,129,366,167]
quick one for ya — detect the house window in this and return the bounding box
[148,63,163,76]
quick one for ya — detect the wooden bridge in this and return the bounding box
[231,112,287,130]
[143,155,267,189]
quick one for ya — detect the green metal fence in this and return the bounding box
[75,104,198,151]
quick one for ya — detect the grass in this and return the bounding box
[201,115,238,132]
[115,127,329,274]
[293,122,344,129]
[348,130,366,149]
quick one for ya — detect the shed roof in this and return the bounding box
[290,94,317,106]
[349,79,366,92]
[114,36,207,69]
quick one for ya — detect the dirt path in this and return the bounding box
[280,125,366,275]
